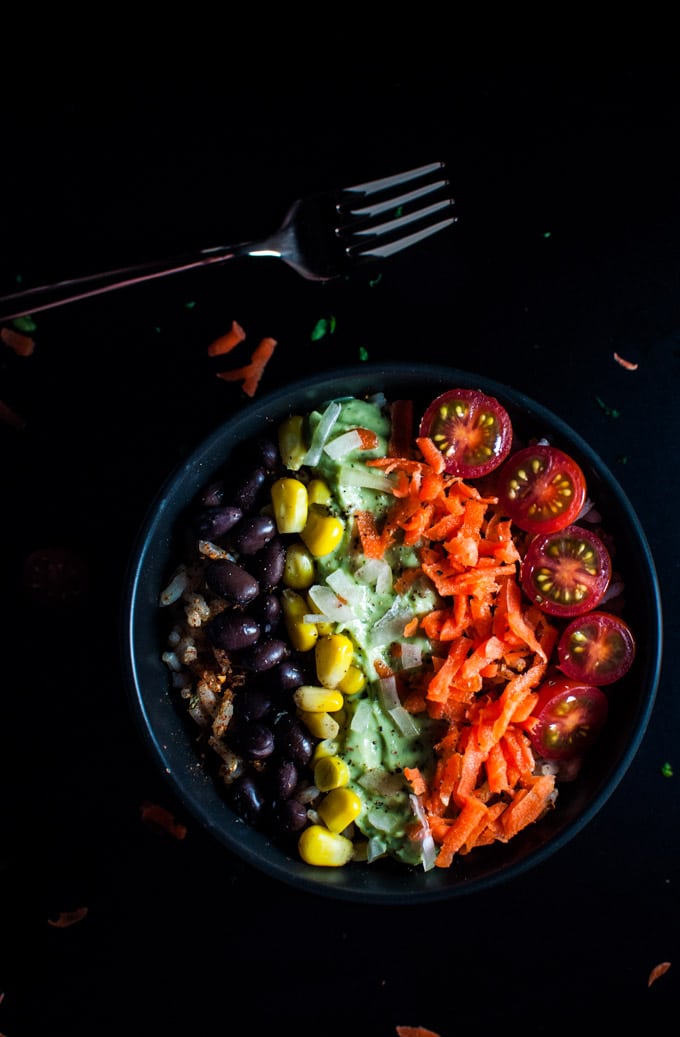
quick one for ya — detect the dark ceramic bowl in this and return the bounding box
[121,363,662,903]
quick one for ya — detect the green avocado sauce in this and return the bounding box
[301,396,442,866]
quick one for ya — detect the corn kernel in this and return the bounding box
[312,738,340,762]
[298,824,354,867]
[278,415,307,471]
[315,633,354,688]
[271,477,308,534]
[298,710,340,740]
[338,664,366,696]
[293,685,344,713]
[314,754,350,791]
[307,478,332,506]
[318,787,362,833]
[301,508,344,557]
[283,542,316,589]
[281,589,318,651]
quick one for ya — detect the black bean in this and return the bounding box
[249,593,281,634]
[231,514,276,556]
[249,536,285,589]
[229,467,268,512]
[243,436,279,470]
[233,688,272,723]
[274,658,307,690]
[206,611,260,651]
[239,637,288,673]
[204,559,259,606]
[271,759,298,800]
[199,480,226,507]
[272,798,308,835]
[193,505,243,540]
[274,714,314,766]
[230,774,266,825]
[237,721,275,760]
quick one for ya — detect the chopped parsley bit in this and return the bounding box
[595,395,621,419]
[661,761,674,778]
[394,205,404,218]
[184,301,196,310]
[358,346,369,362]
[369,272,382,288]
[310,316,336,341]
[12,315,36,333]
[542,231,552,238]
[15,273,22,284]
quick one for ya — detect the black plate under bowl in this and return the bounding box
[121,363,662,904]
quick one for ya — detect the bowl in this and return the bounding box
[121,363,662,903]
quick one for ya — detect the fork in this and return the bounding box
[0,162,456,321]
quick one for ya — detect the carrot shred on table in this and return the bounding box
[1,325,35,356]
[647,961,671,987]
[207,319,246,357]
[47,907,89,928]
[216,336,277,397]
[140,800,187,840]
[362,439,561,867]
[613,351,639,371]
[396,1027,442,1037]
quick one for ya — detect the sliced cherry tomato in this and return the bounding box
[496,443,587,534]
[527,674,609,760]
[418,388,513,478]
[520,524,611,617]
[557,611,636,685]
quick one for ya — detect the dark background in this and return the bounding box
[1,45,679,1034]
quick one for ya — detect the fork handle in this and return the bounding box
[0,245,241,322]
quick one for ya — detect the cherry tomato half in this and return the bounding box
[527,674,609,760]
[520,524,611,617]
[496,444,587,535]
[557,611,636,686]
[418,388,513,478]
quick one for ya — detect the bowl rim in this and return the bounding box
[121,362,663,903]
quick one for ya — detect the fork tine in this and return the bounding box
[342,178,449,219]
[348,198,455,242]
[352,214,458,260]
[343,161,446,196]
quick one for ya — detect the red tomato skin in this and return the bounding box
[520,524,612,618]
[527,675,609,761]
[418,388,513,478]
[496,444,587,535]
[557,611,636,685]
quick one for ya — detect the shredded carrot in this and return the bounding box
[647,961,671,987]
[1,325,35,356]
[396,1028,442,1037]
[359,437,562,868]
[207,319,246,357]
[613,351,639,371]
[216,336,277,397]
[47,907,89,928]
[140,800,187,840]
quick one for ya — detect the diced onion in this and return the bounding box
[335,464,394,492]
[324,428,364,459]
[367,836,388,862]
[355,557,393,595]
[326,569,366,609]
[350,698,373,733]
[400,642,422,670]
[377,675,400,711]
[302,401,342,466]
[409,794,438,872]
[388,705,420,737]
[372,602,413,645]
[306,584,355,623]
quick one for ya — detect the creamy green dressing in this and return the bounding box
[303,396,442,866]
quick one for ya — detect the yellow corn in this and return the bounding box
[312,738,340,762]
[338,664,366,696]
[315,633,354,688]
[281,589,318,652]
[301,507,344,557]
[278,414,307,471]
[283,542,316,589]
[307,478,332,506]
[318,787,362,833]
[298,710,340,740]
[293,685,344,713]
[314,754,350,791]
[298,824,354,867]
[271,477,308,534]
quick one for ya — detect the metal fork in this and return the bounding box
[0,162,456,321]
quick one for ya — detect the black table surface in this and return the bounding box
[2,55,679,1033]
